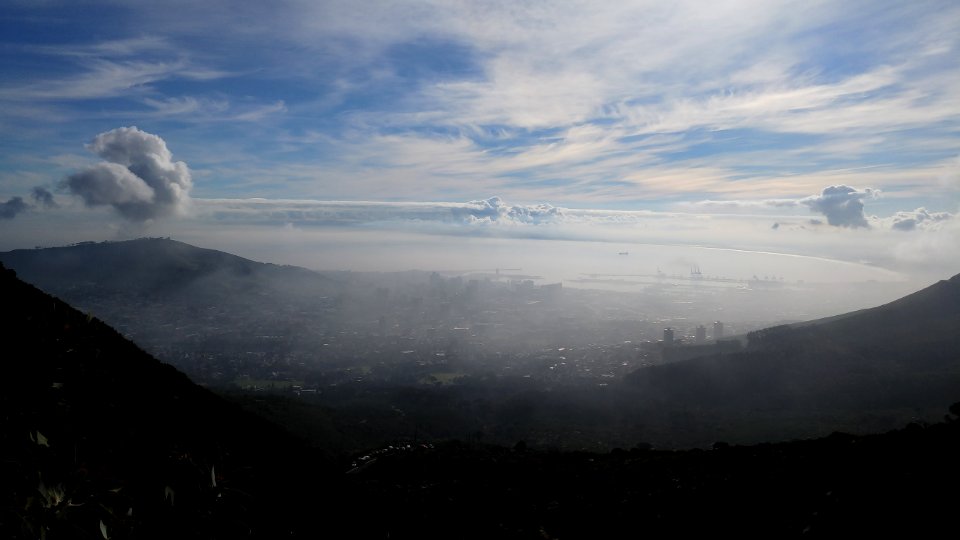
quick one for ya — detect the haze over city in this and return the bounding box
[1,1,958,289]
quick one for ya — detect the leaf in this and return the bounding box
[100,519,109,540]
[30,430,50,447]
[39,482,65,508]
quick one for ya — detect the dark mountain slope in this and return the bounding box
[796,273,960,369]
[0,237,339,303]
[626,273,960,436]
[0,263,331,539]
[343,417,960,539]
[0,238,351,371]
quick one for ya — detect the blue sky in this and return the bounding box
[1,0,958,284]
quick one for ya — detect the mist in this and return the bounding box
[168,224,918,320]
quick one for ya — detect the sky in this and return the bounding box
[1,0,958,288]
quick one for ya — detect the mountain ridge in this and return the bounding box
[625,270,960,439]
[794,272,960,330]
[0,237,337,299]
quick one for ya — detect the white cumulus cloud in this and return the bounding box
[64,127,192,222]
[799,185,877,229]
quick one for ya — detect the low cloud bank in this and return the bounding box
[198,197,569,227]
[694,185,954,232]
[452,197,562,224]
[197,192,954,236]
[889,207,954,231]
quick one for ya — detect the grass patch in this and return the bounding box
[419,372,466,386]
[233,377,305,390]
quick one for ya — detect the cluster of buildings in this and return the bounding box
[659,321,744,363]
[662,321,725,346]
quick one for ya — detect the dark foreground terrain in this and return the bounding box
[3,261,960,538]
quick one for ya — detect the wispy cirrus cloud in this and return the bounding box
[29,35,175,58]
[140,97,286,122]
[0,59,189,101]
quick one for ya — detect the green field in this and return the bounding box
[419,372,466,385]
[233,377,305,390]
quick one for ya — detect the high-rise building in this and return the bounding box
[695,325,706,344]
[663,327,674,345]
[714,321,724,340]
